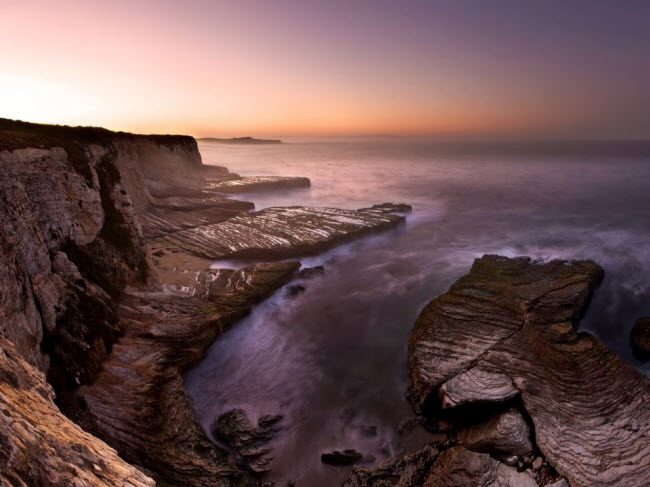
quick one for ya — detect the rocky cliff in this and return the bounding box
[0,118,412,486]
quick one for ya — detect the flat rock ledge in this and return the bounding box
[205,175,311,193]
[155,203,411,260]
[64,262,300,487]
[378,254,650,487]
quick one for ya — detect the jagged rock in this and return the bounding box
[456,408,533,457]
[205,175,310,193]
[0,130,150,387]
[409,255,650,487]
[213,408,284,476]
[156,204,411,260]
[631,317,650,354]
[322,449,364,466]
[423,446,537,487]
[0,336,155,487]
[343,445,439,487]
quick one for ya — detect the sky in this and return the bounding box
[1,0,650,138]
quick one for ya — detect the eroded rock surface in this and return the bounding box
[408,255,650,487]
[0,337,155,487]
[156,204,411,259]
[424,446,537,487]
[69,262,299,487]
[213,408,283,476]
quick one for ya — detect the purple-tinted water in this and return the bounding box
[185,139,650,486]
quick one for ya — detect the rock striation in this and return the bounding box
[156,204,410,260]
[0,336,155,487]
[212,408,284,476]
[205,175,310,193]
[402,255,650,487]
[0,118,412,486]
[69,262,299,487]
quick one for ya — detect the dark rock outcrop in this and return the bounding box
[631,317,650,354]
[322,449,364,466]
[0,336,155,487]
[212,408,283,476]
[156,204,411,260]
[406,255,650,487]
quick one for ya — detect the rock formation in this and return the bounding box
[0,118,411,486]
[212,408,284,476]
[631,317,650,354]
[344,255,650,487]
[0,336,155,487]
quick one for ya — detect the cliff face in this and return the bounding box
[0,119,202,389]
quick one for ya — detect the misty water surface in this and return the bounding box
[185,139,650,486]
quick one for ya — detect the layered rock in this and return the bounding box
[212,409,284,476]
[205,175,310,193]
[68,262,299,487]
[0,336,155,487]
[155,204,411,260]
[0,139,150,390]
[407,255,650,487]
[423,446,537,487]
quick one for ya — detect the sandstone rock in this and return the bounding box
[157,204,411,260]
[456,408,533,457]
[322,449,364,466]
[0,336,154,487]
[409,255,650,487]
[438,369,518,409]
[423,446,537,487]
[343,445,439,487]
[631,317,650,354]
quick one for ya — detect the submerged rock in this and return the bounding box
[322,449,364,466]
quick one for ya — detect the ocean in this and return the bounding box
[185,138,650,486]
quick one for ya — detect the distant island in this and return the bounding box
[197,136,282,144]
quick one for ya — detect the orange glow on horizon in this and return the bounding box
[2,1,649,139]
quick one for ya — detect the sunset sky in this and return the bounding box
[2,0,649,138]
